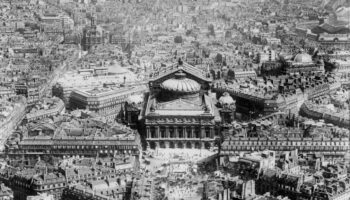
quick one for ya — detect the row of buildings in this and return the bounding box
[0,155,135,199]
[213,71,340,117]
[5,116,141,167]
[204,148,350,200]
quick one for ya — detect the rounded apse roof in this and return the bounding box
[219,92,235,105]
[160,71,201,93]
[294,53,313,63]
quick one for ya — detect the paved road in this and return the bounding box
[42,49,80,97]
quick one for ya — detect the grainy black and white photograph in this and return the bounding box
[0,0,350,199]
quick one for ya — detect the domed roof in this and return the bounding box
[294,52,313,63]
[219,92,235,105]
[160,71,200,93]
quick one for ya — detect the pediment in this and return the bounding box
[150,62,212,84]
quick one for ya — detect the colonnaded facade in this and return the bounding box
[144,61,221,149]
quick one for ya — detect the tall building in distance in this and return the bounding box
[81,17,107,51]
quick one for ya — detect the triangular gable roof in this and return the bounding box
[150,62,212,83]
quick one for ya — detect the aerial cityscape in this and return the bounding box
[2,0,350,199]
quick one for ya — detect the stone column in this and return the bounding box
[191,126,195,138]
[166,126,169,138]
[201,127,205,138]
[174,126,178,138]
[156,126,160,138]
[178,127,183,138]
[210,127,214,138]
[146,126,150,138]
[184,127,187,138]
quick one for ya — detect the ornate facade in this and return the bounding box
[81,18,107,51]
[2,157,134,200]
[145,61,221,149]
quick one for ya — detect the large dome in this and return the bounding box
[160,71,200,93]
[294,53,313,63]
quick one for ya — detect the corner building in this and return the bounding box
[145,62,221,150]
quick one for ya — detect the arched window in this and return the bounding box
[169,142,175,148]
[159,142,165,148]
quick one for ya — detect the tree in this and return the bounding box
[203,49,210,58]
[16,28,25,34]
[185,29,192,36]
[174,36,183,43]
[228,69,235,79]
[233,23,238,29]
[225,30,232,39]
[191,41,200,49]
[192,16,197,23]
[299,39,306,48]
[216,53,223,63]
[207,24,215,37]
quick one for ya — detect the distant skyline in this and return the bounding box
[324,0,350,10]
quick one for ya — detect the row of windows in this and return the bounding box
[223,146,348,151]
[37,182,66,190]
[149,131,212,139]
[226,141,348,146]
[52,145,136,150]
[51,150,138,154]
[149,126,213,133]
[15,150,140,156]
[22,145,138,150]
[87,99,124,107]
[260,183,297,192]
